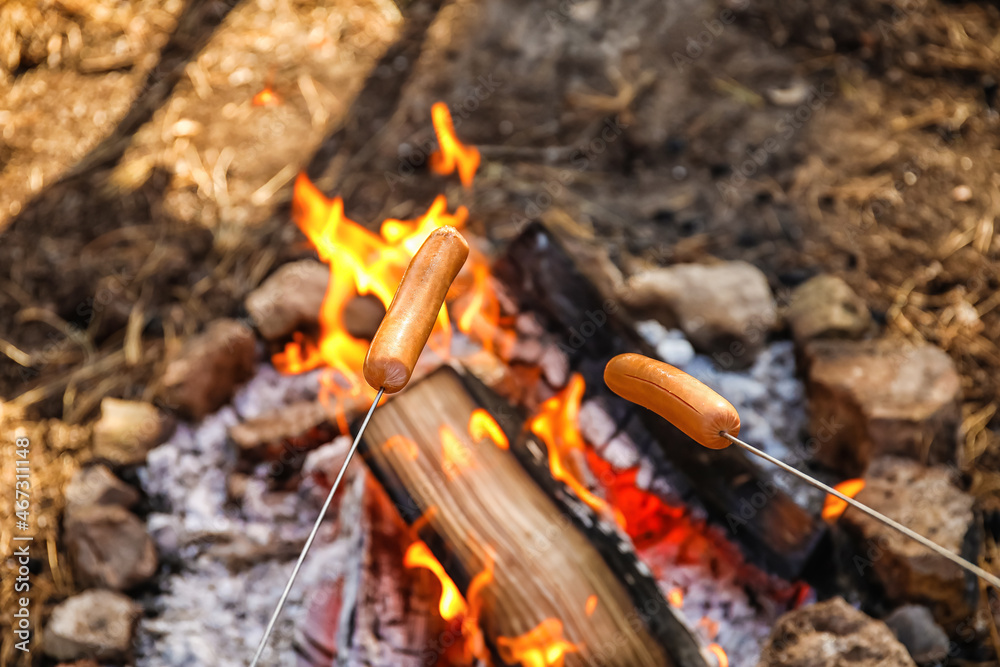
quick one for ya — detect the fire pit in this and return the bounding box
[4,0,999,665]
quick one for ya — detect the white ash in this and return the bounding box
[136,366,363,667]
[637,320,824,512]
[579,399,617,449]
[636,322,696,367]
[600,432,641,470]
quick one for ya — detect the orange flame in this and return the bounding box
[667,588,684,608]
[453,257,514,357]
[585,595,598,617]
[441,424,474,480]
[429,102,480,188]
[469,408,509,450]
[529,374,625,528]
[382,435,418,460]
[274,107,510,426]
[403,540,467,620]
[707,643,728,667]
[497,618,580,667]
[252,86,282,106]
[462,548,495,664]
[822,478,865,522]
[273,174,466,405]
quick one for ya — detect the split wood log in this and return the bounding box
[494,222,824,579]
[358,366,708,667]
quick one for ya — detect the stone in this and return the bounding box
[622,262,777,368]
[841,457,977,627]
[228,399,331,462]
[785,275,872,347]
[342,293,385,340]
[804,340,961,476]
[244,260,329,341]
[883,605,949,664]
[65,465,140,509]
[760,597,915,667]
[64,505,158,590]
[44,590,139,662]
[160,318,256,420]
[92,398,175,466]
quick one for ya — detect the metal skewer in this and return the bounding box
[249,387,385,667]
[721,431,1000,590]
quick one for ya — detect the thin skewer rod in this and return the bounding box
[249,387,385,667]
[721,432,1000,590]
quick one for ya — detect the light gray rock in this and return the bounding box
[245,260,329,341]
[65,465,140,509]
[759,597,916,667]
[92,398,175,466]
[622,262,777,368]
[785,274,872,347]
[883,605,949,664]
[804,339,961,476]
[44,590,139,661]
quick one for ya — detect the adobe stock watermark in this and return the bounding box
[724,415,845,533]
[672,0,751,72]
[508,115,628,232]
[716,82,836,198]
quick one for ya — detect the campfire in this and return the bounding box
[7,0,1000,665]
[245,104,821,667]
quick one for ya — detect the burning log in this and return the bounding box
[494,223,823,578]
[358,366,708,667]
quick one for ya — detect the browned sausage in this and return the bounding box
[604,353,740,449]
[363,226,469,393]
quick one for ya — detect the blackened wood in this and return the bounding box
[357,366,705,667]
[494,222,824,579]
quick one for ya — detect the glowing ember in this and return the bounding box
[382,434,418,460]
[822,478,866,522]
[707,643,728,667]
[529,374,625,528]
[667,588,684,608]
[441,424,474,480]
[252,86,282,106]
[468,408,509,450]
[403,540,467,620]
[497,618,580,667]
[698,617,720,640]
[584,595,598,617]
[428,102,480,188]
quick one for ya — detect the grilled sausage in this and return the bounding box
[363,226,469,393]
[604,353,740,449]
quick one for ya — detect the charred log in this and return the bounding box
[494,222,824,579]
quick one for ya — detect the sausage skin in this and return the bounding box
[604,353,740,449]
[363,226,469,393]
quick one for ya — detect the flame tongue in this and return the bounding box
[822,479,865,522]
[529,374,624,527]
[404,540,467,620]
[497,618,580,667]
[429,101,481,187]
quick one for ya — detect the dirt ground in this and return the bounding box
[2,0,1000,663]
